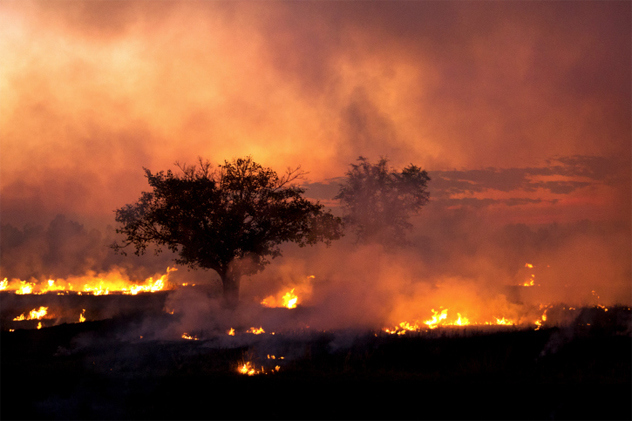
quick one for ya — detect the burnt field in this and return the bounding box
[1,294,630,420]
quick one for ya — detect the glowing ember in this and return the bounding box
[0,267,176,295]
[13,306,49,321]
[182,333,199,340]
[520,263,540,287]
[267,355,284,360]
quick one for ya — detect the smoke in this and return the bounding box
[2,200,629,340]
[0,214,177,281]
[2,1,629,229]
[1,2,629,354]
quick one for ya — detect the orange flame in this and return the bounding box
[0,267,176,295]
[13,306,48,321]
[383,308,519,334]
[246,327,265,335]
[237,361,280,376]
[424,308,449,329]
[261,288,299,309]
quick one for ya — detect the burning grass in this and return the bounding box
[1,305,630,420]
[0,267,177,296]
[1,266,630,419]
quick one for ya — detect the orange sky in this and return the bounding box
[1,1,629,228]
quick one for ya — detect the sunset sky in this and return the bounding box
[1,1,630,310]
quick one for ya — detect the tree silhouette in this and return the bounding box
[335,156,430,245]
[112,157,343,307]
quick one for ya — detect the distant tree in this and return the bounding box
[112,157,343,307]
[335,157,430,244]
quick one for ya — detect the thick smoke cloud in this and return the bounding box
[2,1,629,226]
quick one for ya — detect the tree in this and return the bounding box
[335,156,430,244]
[112,157,343,307]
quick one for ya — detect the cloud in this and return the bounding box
[430,155,628,196]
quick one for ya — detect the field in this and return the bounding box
[1,293,630,420]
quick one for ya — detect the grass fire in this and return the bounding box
[2,2,631,417]
[1,156,630,419]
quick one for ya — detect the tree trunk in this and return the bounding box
[221,268,240,309]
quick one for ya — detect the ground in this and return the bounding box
[1,296,630,420]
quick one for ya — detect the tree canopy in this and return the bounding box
[112,157,343,306]
[335,157,430,245]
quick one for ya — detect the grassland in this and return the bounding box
[1,300,630,420]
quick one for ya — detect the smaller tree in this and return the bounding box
[112,157,343,307]
[335,156,430,245]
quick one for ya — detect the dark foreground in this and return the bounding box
[1,307,630,420]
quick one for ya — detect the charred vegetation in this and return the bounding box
[2,304,630,420]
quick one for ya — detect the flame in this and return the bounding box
[182,333,199,340]
[16,281,34,295]
[494,317,515,325]
[13,306,48,321]
[79,309,86,323]
[227,328,235,336]
[260,276,313,309]
[282,289,298,309]
[522,278,535,287]
[451,313,470,326]
[246,327,265,335]
[424,308,449,329]
[0,267,176,295]
[383,308,520,334]
[237,361,280,376]
[261,288,299,309]
[534,306,550,330]
[37,322,42,329]
[238,362,258,376]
